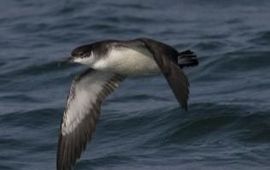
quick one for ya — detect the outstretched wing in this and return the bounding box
[140,38,189,110]
[57,69,125,170]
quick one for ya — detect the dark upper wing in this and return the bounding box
[57,69,124,170]
[139,38,189,110]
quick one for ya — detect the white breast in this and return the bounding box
[93,46,160,76]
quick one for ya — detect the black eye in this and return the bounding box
[72,51,84,57]
[72,44,92,57]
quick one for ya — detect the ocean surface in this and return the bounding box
[1,0,270,170]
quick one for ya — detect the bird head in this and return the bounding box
[68,44,96,66]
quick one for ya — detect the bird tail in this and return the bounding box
[177,50,199,68]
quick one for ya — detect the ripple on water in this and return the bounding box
[1,0,270,170]
[249,31,270,46]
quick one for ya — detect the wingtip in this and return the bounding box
[183,106,188,112]
[181,103,188,112]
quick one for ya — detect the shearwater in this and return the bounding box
[57,38,199,170]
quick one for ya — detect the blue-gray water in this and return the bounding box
[1,0,270,170]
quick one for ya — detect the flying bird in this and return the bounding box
[57,38,199,170]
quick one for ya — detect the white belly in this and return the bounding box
[93,47,160,76]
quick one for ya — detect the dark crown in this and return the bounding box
[71,44,93,58]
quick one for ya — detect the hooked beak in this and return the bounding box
[57,56,75,67]
[66,56,74,63]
